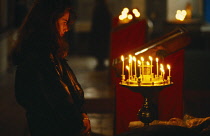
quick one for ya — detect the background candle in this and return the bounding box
[129,55,132,77]
[149,56,153,74]
[133,56,136,76]
[126,65,130,80]
[167,64,171,76]
[156,58,159,76]
[138,60,141,77]
[141,57,144,74]
[121,55,124,75]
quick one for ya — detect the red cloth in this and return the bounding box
[110,19,184,135]
[158,50,184,120]
[110,19,147,134]
[111,19,147,58]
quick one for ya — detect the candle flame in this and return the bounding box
[121,55,124,61]
[132,8,140,18]
[156,58,159,62]
[167,64,170,70]
[138,60,141,65]
[147,61,150,65]
[175,10,187,21]
[133,56,136,61]
[129,55,132,63]
[126,65,129,70]
[160,67,164,72]
[128,14,133,20]
[123,7,129,14]
[141,57,144,61]
[149,56,153,61]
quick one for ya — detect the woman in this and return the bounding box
[12,0,91,135]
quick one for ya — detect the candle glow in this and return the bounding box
[126,65,130,80]
[121,55,124,75]
[167,64,171,77]
[119,55,173,86]
[149,56,153,74]
[156,58,159,76]
[133,56,137,76]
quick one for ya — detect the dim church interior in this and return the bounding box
[0,27,210,136]
[0,0,210,136]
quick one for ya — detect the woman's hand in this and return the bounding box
[81,113,91,135]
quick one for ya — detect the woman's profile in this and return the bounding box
[12,0,91,135]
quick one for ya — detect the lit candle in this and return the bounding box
[149,56,153,74]
[126,65,130,80]
[167,64,171,77]
[141,57,144,74]
[121,55,124,75]
[156,58,159,76]
[162,69,165,80]
[141,57,144,80]
[147,61,150,75]
[129,55,132,78]
[160,64,163,77]
[138,60,141,77]
[133,56,137,76]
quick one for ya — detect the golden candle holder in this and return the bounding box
[120,83,173,126]
[119,55,173,126]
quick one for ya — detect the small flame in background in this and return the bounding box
[175,10,187,21]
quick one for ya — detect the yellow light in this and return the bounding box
[132,9,138,13]
[126,65,129,70]
[141,57,144,62]
[156,58,159,63]
[149,56,153,61]
[128,14,133,20]
[121,55,124,61]
[129,55,132,63]
[134,12,140,18]
[119,15,124,20]
[167,64,170,70]
[132,8,140,18]
[138,60,141,66]
[135,48,148,55]
[182,10,187,16]
[175,9,187,21]
[133,56,136,62]
[123,7,129,14]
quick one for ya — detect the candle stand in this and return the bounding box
[120,84,173,126]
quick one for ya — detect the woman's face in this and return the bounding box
[57,11,70,37]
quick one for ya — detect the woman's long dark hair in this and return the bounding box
[12,0,75,65]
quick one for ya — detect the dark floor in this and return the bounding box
[0,47,210,136]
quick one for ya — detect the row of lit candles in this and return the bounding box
[121,55,171,79]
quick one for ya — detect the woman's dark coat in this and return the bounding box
[14,41,85,136]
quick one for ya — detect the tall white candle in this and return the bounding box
[167,64,171,77]
[141,57,144,80]
[162,69,165,80]
[126,65,130,80]
[129,55,132,78]
[121,55,124,75]
[133,56,137,76]
[156,58,159,76]
[149,56,153,74]
[160,64,164,77]
[138,60,141,77]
